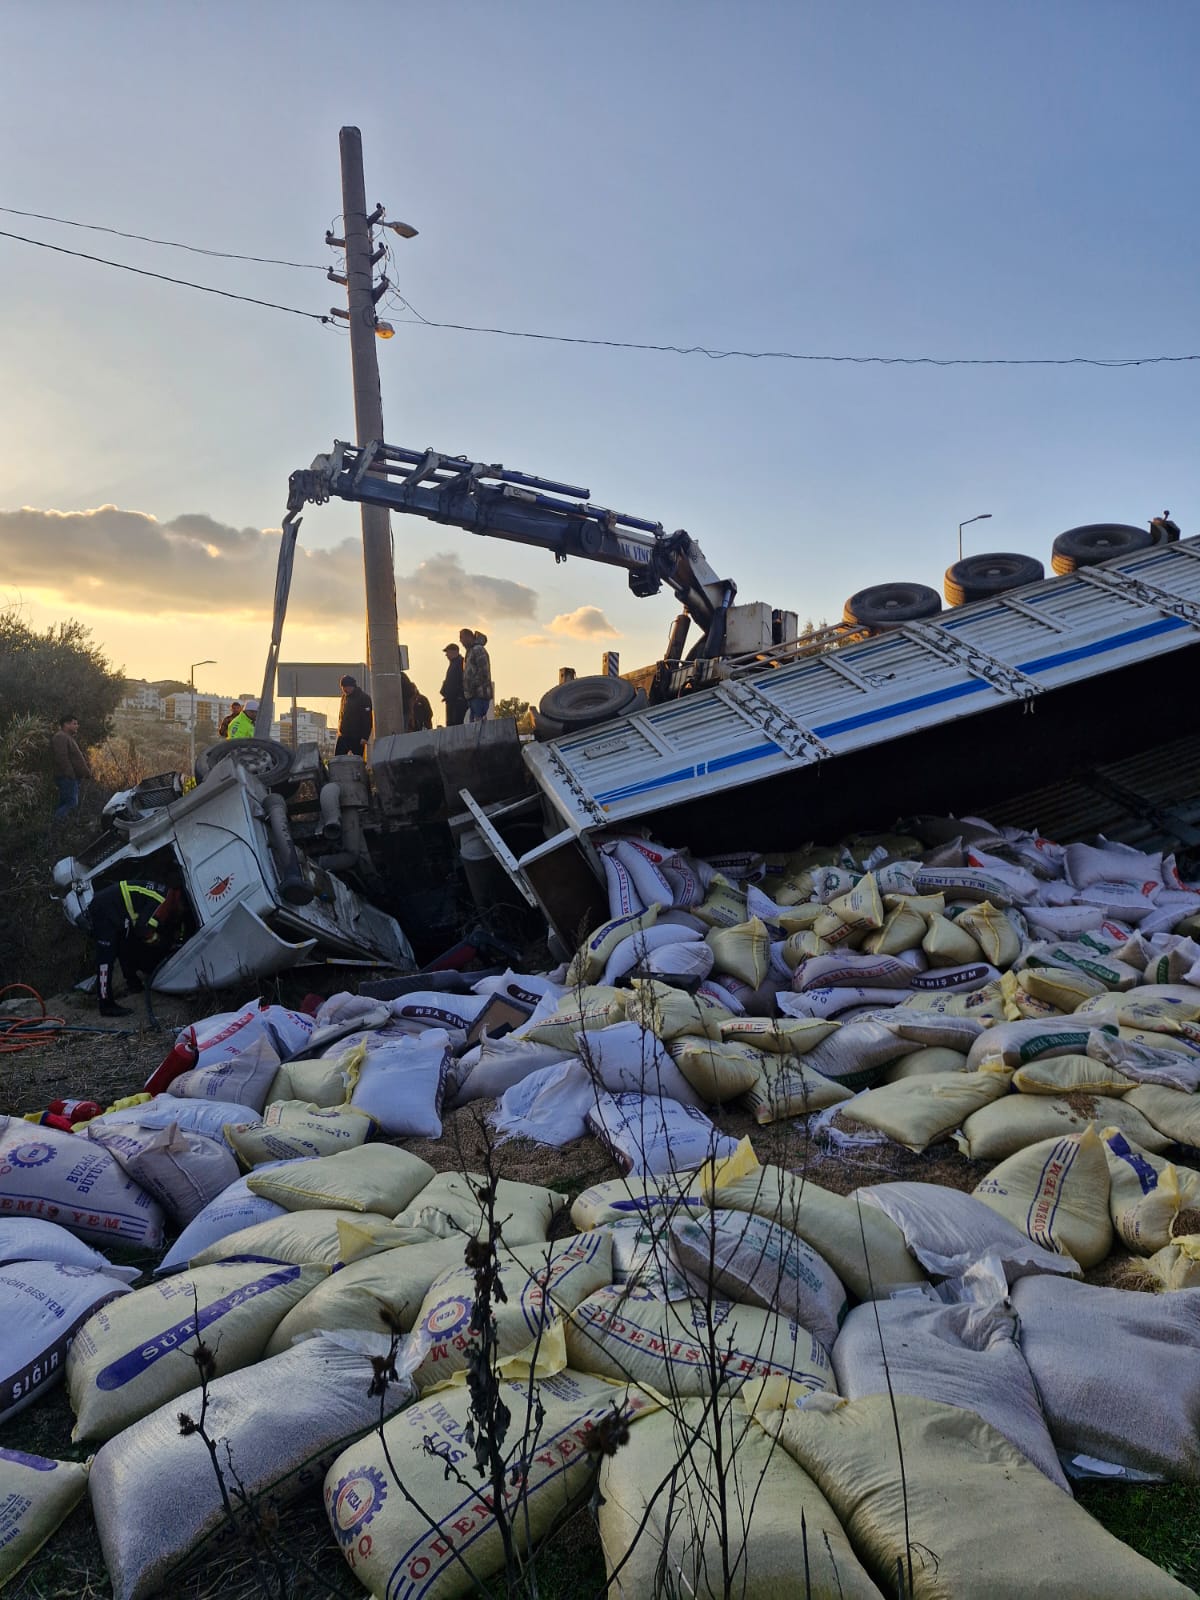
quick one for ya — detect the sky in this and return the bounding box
[3,0,1199,726]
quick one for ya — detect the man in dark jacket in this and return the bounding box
[439,643,467,726]
[336,674,373,756]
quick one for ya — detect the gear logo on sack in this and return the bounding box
[421,1296,472,1341]
[7,1143,54,1169]
[328,1464,388,1545]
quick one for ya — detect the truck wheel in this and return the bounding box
[195,738,294,788]
[538,675,637,730]
[531,710,566,742]
[944,552,1044,606]
[843,582,942,628]
[1050,523,1155,575]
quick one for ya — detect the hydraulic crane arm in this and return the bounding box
[287,440,737,655]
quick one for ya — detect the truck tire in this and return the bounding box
[1050,523,1155,575]
[195,738,294,788]
[843,582,942,628]
[538,675,637,730]
[944,552,1044,606]
[531,710,566,742]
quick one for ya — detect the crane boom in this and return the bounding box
[287,440,736,653]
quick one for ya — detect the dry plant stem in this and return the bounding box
[853,1191,915,1599]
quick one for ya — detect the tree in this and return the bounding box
[493,695,531,722]
[0,607,125,754]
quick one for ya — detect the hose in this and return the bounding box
[0,985,63,1053]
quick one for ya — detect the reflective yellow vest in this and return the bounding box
[226,711,256,739]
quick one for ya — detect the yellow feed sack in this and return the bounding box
[958,1094,1172,1162]
[567,906,660,985]
[741,1054,852,1124]
[862,903,927,956]
[955,902,1021,969]
[702,1147,922,1299]
[999,970,1061,1021]
[1011,1053,1136,1097]
[669,1038,765,1102]
[523,987,627,1050]
[840,1071,1012,1153]
[1125,1084,1200,1148]
[626,979,728,1042]
[763,1393,1195,1600]
[247,1143,435,1216]
[972,1127,1112,1267]
[921,913,984,968]
[597,1400,879,1600]
[1145,1235,1200,1290]
[265,1055,349,1108]
[704,918,771,988]
[885,890,945,918]
[1102,1128,1200,1253]
[393,1172,567,1247]
[190,1209,424,1269]
[410,1232,612,1392]
[692,875,749,929]
[781,930,832,969]
[882,1047,968,1082]
[1017,966,1108,1012]
[565,1285,833,1397]
[67,1262,326,1441]
[265,1236,467,1354]
[827,874,884,937]
[324,1371,658,1600]
[718,1016,839,1055]
[224,1102,375,1167]
[0,1451,90,1586]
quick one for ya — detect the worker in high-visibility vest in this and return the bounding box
[86,880,184,1016]
[226,699,258,739]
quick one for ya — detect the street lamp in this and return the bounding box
[188,659,216,777]
[958,513,992,563]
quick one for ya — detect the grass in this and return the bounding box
[1078,1482,1200,1592]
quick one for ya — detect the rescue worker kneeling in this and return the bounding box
[88,880,185,1017]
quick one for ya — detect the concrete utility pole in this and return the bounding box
[337,125,405,738]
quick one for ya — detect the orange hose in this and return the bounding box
[0,984,65,1053]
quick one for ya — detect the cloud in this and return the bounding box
[0,505,537,627]
[516,634,555,647]
[545,605,619,639]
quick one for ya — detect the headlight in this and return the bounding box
[52,857,80,891]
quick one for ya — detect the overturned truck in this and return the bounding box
[53,444,1200,987]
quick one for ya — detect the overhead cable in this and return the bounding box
[0,228,331,323]
[0,204,325,270]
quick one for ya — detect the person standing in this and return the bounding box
[401,673,434,732]
[226,700,258,739]
[50,714,93,822]
[87,879,184,1016]
[461,628,494,722]
[218,700,244,738]
[440,643,467,727]
[336,674,373,757]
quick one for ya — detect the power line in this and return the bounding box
[383,290,1200,368]
[0,204,325,270]
[0,228,331,323]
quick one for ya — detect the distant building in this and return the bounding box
[163,693,236,729]
[120,680,165,714]
[271,706,330,748]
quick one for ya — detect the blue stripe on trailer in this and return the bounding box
[595,742,778,804]
[813,679,988,739]
[1017,615,1187,675]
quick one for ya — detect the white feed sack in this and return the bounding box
[0,1116,164,1248]
[574,1020,705,1107]
[182,1003,314,1071]
[586,1092,738,1178]
[451,1033,575,1106]
[345,1029,454,1139]
[831,1296,1069,1489]
[858,1181,1078,1282]
[0,1218,140,1281]
[490,1059,597,1147]
[67,1260,327,1441]
[1013,1276,1200,1481]
[0,1450,90,1588]
[94,1094,262,1138]
[0,1261,131,1424]
[324,1370,658,1600]
[89,1336,413,1600]
[168,1033,281,1112]
[87,1120,241,1227]
[155,1173,290,1275]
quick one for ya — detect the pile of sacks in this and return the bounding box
[5,1122,1200,1599]
[6,812,1200,1596]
